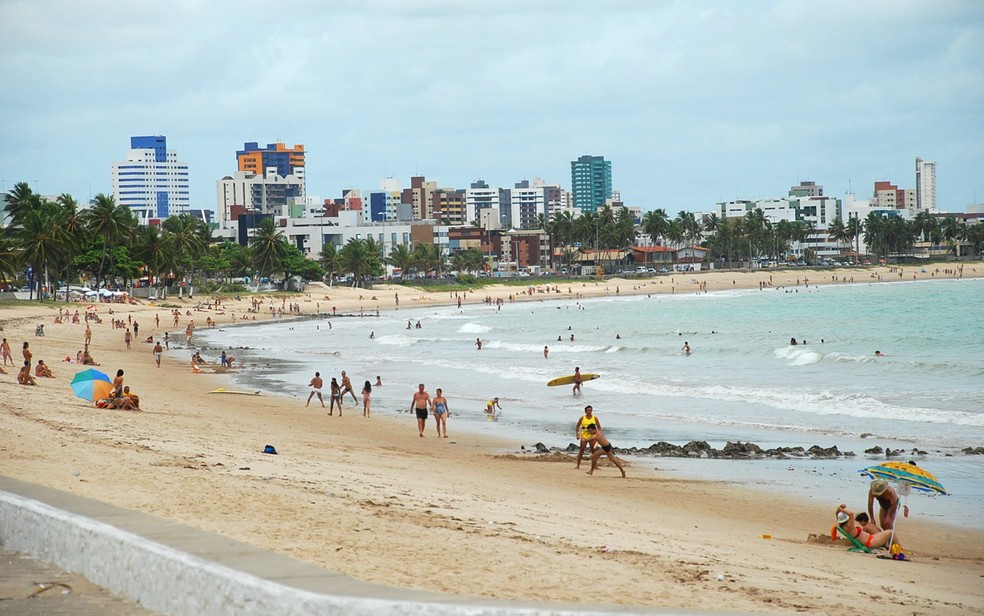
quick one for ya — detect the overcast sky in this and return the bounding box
[2,0,982,214]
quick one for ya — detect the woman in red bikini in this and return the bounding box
[834,504,897,550]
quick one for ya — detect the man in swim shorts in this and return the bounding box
[574,405,599,469]
[410,383,431,437]
[152,341,163,367]
[485,397,502,417]
[432,388,449,438]
[585,424,626,478]
[306,372,325,407]
[340,371,359,403]
[572,367,583,396]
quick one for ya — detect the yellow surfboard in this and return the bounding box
[547,373,600,387]
[208,387,261,396]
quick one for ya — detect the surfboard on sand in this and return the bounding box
[208,387,261,396]
[547,373,600,387]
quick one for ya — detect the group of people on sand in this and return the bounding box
[96,369,141,411]
[306,370,377,418]
[832,479,909,553]
[1,339,53,386]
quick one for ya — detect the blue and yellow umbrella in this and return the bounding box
[860,461,947,495]
[70,368,113,403]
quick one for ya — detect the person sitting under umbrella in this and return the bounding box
[867,479,908,531]
[835,504,898,551]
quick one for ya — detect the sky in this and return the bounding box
[2,0,983,214]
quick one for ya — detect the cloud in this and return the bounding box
[1,0,981,211]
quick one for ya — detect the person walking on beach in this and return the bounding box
[306,372,325,408]
[152,341,163,367]
[432,388,449,437]
[410,384,431,437]
[572,366,583,396]
[1,338,12,366]
[574,405,600,469]
[124,328,132,350]
[361,380,372,417]
[329,377,342,415]
[584,424,626,478]
[340,371,359,403]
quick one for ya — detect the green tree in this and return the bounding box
[386,243,416,277]
[83,194,133,287]
[318,242,342,285]
[249,218,288,278]
[339,237,383,287]
[12,203,65,300]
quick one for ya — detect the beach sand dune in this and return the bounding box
[2,265,982,614]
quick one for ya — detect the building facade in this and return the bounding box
[236,142,306,197]
[915,157,937,212]
[570,155,612,213]
[110,135,189,222]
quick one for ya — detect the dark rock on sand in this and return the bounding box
[534,442,550,454]
[962,446,984,455]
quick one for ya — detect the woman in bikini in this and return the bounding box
[361,380,372,418]
[834,505,897,550]
[329,377,342,416]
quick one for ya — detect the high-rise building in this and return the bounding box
[110,135,189,222]
[570,155,612,213]
[915,157,936,212]
[236,142,306,198]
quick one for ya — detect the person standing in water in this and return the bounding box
[572,366,583,396]
[361,380,372,417]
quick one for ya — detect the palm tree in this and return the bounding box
[132,225,177,292]
[846,216,863,263]
[12,204,65,301]
[163,213,207,282]
[339,237,383,287]
[828,215,849,257]
[3,182,36,226]
[451,248,485,274]
[54,194,84,288]
[318,242,341,285]
[940,216,963,256]
[386,243,415,278]
[249,217,288,279]
[641,209,669,246]
[83,194,132,287]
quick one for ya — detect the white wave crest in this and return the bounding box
[458,322,491,334]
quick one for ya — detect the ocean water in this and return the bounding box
[200,277,984,527]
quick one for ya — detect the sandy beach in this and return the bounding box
[2,265,982,615]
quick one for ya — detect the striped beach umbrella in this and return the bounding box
[860,461,947,495]
[70,368,113,403]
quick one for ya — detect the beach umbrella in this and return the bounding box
[70,368,113,403]
[860,461,947,495]
[859,461,947,552]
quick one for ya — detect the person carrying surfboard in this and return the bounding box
[574,405,600,469]
[572,367,583,396]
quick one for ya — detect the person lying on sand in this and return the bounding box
[834,504,897,550]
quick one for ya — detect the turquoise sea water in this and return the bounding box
[201,277,984,527]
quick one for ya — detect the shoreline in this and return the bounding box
[2,264,984,614]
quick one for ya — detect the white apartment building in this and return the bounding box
[714,194,844,258]
[466,180,504,228]
[110,135,189,222]
[215,169,306,227]
[915,157,937,212]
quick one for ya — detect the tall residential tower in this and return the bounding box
[570,155,612,213]
[110,135,189,222]
[915,157,937,212]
